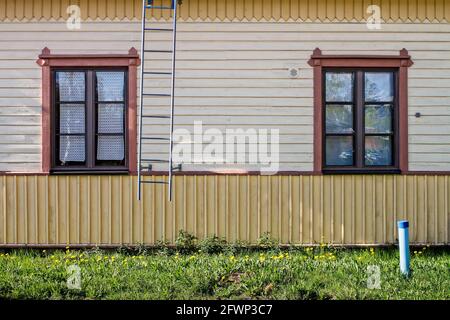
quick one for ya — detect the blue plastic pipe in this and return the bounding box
[397,220,410,276]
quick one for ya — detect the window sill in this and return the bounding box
[50,169,130,175]
[322,168,401,175]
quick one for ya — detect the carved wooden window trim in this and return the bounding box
[308,48,413,174]
[36,48,140,174]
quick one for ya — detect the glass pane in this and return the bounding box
[365,105,392,134]
[326,105,353,134]
[365,136,392,166]
[57,72,85,102]
[326,72,354,102]
[325,136,353,166]
[96,72,125,102]
[59,136,85,163]
[98,104,124,134]
[60,104,85,134]
[365,72,394,102]
[97,136,125,160]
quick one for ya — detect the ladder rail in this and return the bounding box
[168,1,178,202]
[137,0,147,201]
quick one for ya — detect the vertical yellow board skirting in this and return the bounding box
[0,175,448,246]
[0,0,449,22]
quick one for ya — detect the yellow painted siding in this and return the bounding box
[1,21,450,172]
[0,0,449,22]
[0,175,448,246]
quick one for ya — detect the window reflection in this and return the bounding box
[326,73,354,102]
[365,72,394,102]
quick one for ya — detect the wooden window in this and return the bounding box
[53,69,128,171]
[308,48,413,174]
[324,69,398,171]
[36,48,140,173]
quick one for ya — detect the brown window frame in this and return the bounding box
[36,48,140,174]
[51,68,128,172]
[322,68,399,172]
[308,48,413,174]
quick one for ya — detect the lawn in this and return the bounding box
[0,242,448,300]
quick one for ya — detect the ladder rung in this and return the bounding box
[141,158,170,163]
[142,115,171,119]
[141,180,169,184]
[143,93,171,97]
[145,6,174,10]
[143,72,172,75]
[144,28,174,32]
[144,50,173,53]
[141,137,170,141]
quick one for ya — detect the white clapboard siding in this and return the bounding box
[0,21,449,172]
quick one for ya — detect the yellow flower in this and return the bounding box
[259,256,266,263]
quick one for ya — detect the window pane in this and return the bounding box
[326,105,353,133]
[57,72,85,102]
[365,105,392,134]
[365,72,394,102]
[60,136,85,163]
[365,136,392,166]
[96,72,125,102]
[326,72,354,102]
[60,104,85,134]
[326,136,353,166]
[97,136,125,161]
[98,104,124,134]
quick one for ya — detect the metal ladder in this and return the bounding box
[138,0,180,201]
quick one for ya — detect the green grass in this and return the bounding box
[0,246,448,300]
